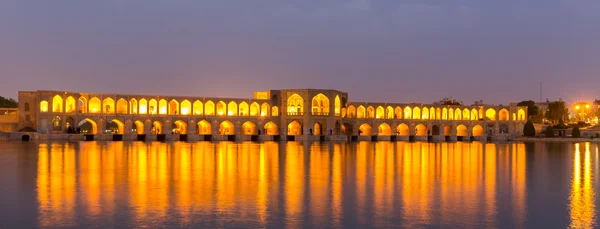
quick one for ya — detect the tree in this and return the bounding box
[523,121,536,137]
[572,126,581,138]
[434,97,463,106]
[545,101,568,124]
[545,126,554,137]
[517,100,539,117]
[0,96,18,108]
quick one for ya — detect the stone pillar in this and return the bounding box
[124,120,132,134]
[188,120,196,135]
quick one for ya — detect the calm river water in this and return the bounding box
[0,141,598,228]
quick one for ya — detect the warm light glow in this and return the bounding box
[586,104,590,109]
[40,100,48,112]
[576,105,580,110]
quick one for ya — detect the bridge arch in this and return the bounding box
[172,120,187,134]
[287,120,302,136]
[116,98,128,114]
[415,124,427,136]
[313,121,324,136]
[378,123,391,136]
[264,122,279,135]
[242,121,257,135]
[152,121,163,134]
[499,108,509,121]
[397,123,409,136]
[457,124,468,137]
[106,119,125,134]
[197,120,212,134]
[472,125,484,136]
[133,120,144,134]
[359,123,372,136]
[486,108,497,120]
[78,118,98,134]
[287,94,304,115]
[311,93,330,115]
[219,120,234,135]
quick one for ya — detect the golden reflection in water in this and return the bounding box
[285,142,305,229]
[309,142,329,226]
[513,143,526,228]
[569,143,596,228]
[37,143,76,227]
[484,143,497,227]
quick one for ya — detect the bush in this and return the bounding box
[572,127,581,138]
[545,126,554,137]
[523,121,536,137]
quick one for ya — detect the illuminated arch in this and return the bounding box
[242,121,257,135]
[471,108,478,120]
[158,99,167,114]
[334,95,341,116]
[107,119,124,134]
[129,98,138,114]
[216,101,226,116]
[168,99,179,115]
[239,102,249,116]
[152,121,163,134]
[40,100,49,112]
[448,108,454,120]
[260,103,270,116]
[78,118,98,134]
[455,108,462,120]
[139,99,148,114]
[499,108,509,121]
[287,120,302,136]
[386,106,394,119]
[287,94,304,115]
[457,124,468,136]
[432,125,440,135]
[347,106,356,118]
[264,122,279,135]
[89,97,101,113]
[271,106,279,116]
[444,125,452,136]
[518,109,526,121]
[65,96,75,113]
[227,101,238,116]
[463,108,470,120]
[193,100,203,115]
[395,107,402,119]
[472,125,484,136]
[357,105,366,118]
[311,93,330,115]
[415,124,427,136]
[376,106,384,119]
[341,108,347,118]
[219,121,234,135]
[367,106,375,119]
[52,95,63,112]
[359,123,372,136]
[378,123,391,136]
[412,107,421,120]
[77,97,86,113]
[172,120,187,134]
[197,120,212,134]
[249,102,259,116]
[149,99,157,114]
[442,108,448,120]
[205,101,215,115]
[430,107,435,119]
[102,97,115,114]
[313,121,324,136]
[421,107,429,120]
[404,107,412,119]
[436,108,441,120]
[486,108,497,120]
[116,98,128,114]
[397,123,409,136]
[180,100,191,115]
[133,120,144,134]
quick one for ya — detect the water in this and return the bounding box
[0,141,598,228]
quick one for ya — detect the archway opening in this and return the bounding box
[180,100,191,115]
[65,96,75,113]
[106,119,124,134]
[52,95,63,112]
[287,94,304,115]
[311,93,330,115]
[264,122,279,135]
[341,123,353,135]
[457,124,468,137]
[152,121,163,134]
[239,102,249,116]
[78,118,98,134]
[78,97,87,113]
[432,125,440,136]
[242,121,257,135]
[133,121,144,134]
[103,98,115,114]
[172,120,187,134]
[287,120,302,136]
[397,123,409,136]
[472,125,484,136]
[219,121,234,135]
[415,124,427,136]
[359,123,372,136]
[378,123,391,136]
[197,120,212,135]
[313,122,324,136]
[444,125,451,136]
[486,108,497,120]
[499,109,509,121]
[168,100,179,115]
[116,98,128,114]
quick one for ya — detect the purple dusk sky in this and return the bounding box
[1,0,599,105]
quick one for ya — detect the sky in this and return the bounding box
[1,0,599,105]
